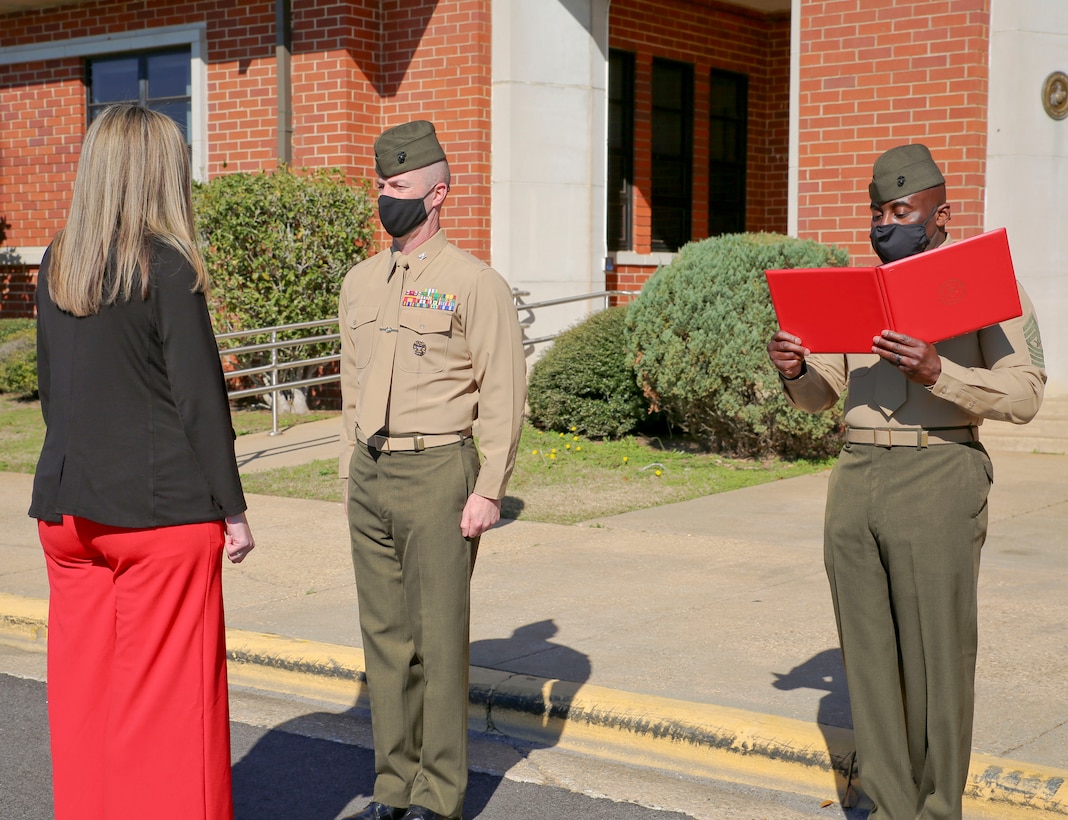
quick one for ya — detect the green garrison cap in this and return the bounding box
[374,120,447,178]
[869,144,946,204]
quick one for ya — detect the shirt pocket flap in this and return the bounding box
[399,308,453,335]
[349,305,379,330]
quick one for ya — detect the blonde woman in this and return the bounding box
[30,104,254,820]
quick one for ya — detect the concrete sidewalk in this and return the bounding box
[2,416,1067,816]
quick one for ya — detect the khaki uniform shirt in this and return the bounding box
[338,229,527,499]
[782,281,1046,429]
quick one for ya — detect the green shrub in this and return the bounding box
[626,232,849,459]
[0,318,35,344]
[193,166,376,409]
[194,166,375,332]
[527,306,650,437]
[0,320,37,397]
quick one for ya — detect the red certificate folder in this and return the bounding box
[764,228,1023,353]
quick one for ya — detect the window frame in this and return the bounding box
[86,47,194,150]
[650,58,694,253]
[707,68,748,237]
[607,49,635,252]
[0,24,208,180]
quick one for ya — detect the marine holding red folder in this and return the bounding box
[765,145,1046,820]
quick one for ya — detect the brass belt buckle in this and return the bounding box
[369,433,389,452]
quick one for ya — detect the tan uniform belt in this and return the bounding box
[357,429,471,453]
[845,426,978,449]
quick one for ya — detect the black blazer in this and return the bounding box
[29,241,246,528]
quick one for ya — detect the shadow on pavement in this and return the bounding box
[232,719,376,818]
[773,647,861,812]
[233,619,592,819]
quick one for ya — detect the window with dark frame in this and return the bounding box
[607,50,635,252]
[86,49,192,147]
[708,69,748,237]
[650,58,693,253]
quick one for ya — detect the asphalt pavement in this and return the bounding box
[2,409,1067,817]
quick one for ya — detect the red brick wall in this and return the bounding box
[206,2,282,173]
[290,2,378,175]
[377,0,493,255]
[0,267,37,317]
[795,0,990,264]
[607,0,791,294]
[0,0,495,318]
[0,58,84,256]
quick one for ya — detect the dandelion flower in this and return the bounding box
[531,449,538,455]
[550,453,556,460]
[655,469,662,476]
[576,446,582,452]
[623,456,629,464]
[565,444,571,450]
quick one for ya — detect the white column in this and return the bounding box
[491,0,611,356]
[787,0,802,238]
[987,0,1068,394]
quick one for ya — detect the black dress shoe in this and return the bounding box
[401,806,455,820]
[349,802,407,820]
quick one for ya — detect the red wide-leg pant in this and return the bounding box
[38,515,234,820]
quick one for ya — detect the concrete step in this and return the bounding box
[982,394,1068,454]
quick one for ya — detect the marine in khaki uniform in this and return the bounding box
[767,144,1045,820]
[338,121,526,820]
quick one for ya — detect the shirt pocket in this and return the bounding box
[398,307,453,374]
[348,305,380,370]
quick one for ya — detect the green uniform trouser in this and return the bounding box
[825,441,992,820]
[347,438,480,819]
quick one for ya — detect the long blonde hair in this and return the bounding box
[48,104,208,316]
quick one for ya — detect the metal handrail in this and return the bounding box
[219,289,641,435]
[215,317,339,342]
[512,288,639,346]
[216,319,341,436]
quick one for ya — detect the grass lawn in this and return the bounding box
[0,394,45,473]
[0,394,336,473]
[238,423,836,525]
[3,394,835,525]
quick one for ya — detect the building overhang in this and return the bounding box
[730,0,790,10]
[0,0,88,12]
[1,0,791,15]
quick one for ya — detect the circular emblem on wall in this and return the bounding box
[938,278,966,306]
[1042,71,1068,120]
[412,340,427,356]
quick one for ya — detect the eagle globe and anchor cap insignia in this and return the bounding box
[374,120,446,177]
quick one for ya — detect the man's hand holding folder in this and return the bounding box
[764,227,1022,354]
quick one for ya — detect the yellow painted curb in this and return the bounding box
[0,592,47,648]
[1,592,1065,815]
[468,668,857,803]
[225,629,369,707]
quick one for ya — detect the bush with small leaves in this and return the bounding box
[0,319,38,398]
[527,306,651,438]
[626,232,849,459]
[193,166,376,409]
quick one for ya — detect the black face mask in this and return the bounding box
[870,205,939,264]
[378,192,429,238]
